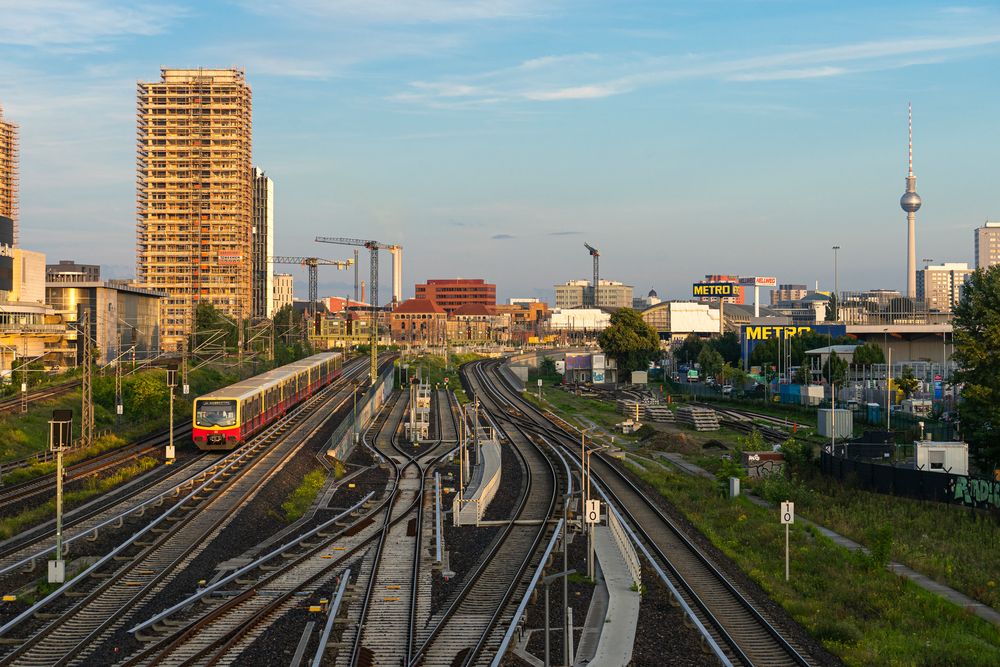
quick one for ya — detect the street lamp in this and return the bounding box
[832,245,840,321]
[542,568,576,667]
[166,364,178,462]
[48,409,73,583]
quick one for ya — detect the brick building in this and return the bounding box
[414,278,495,315]
[390,298,447,345]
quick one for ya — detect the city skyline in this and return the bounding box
[1,1,999,302]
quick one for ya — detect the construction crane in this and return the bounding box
[269,256,352,311]
[315,237,392,385]
[584,242,600,308]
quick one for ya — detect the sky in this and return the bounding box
[1,0,998,305]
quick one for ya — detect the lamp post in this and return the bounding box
[543,569,576,667]
[562,490,580,667]
[49,409,73,583]
[166,364,178,462]
[353,380,361,444]
[832,245,840,321]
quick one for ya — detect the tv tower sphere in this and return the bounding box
[900,190,922,213]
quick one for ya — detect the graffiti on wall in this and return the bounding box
[950,475,1000,510]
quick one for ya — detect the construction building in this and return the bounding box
[0,104,17,246]
[414,278,495,315]
[273,273,293,313]
[554,279,633,309]
[974,221,1000,269]
[135,68,253,351]
[916,262,973,312]
[251,167,274,320]
[47,260,100,283]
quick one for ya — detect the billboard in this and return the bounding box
[738,276,777,287]
[0,216,12,292]
[692,282,737,298]
[565,353,592,370]
[740,324,847,361]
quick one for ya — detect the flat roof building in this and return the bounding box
[555,279,633,309]
[974,221,1000,270]
[273,273,293,315]
[47,260,100,283]
[135,68,253,350]
[415,278,495,315]
[916,262,973,313]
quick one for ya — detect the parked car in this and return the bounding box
[721,385,733,396]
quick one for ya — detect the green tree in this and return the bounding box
[697,345,724,381]
[851,342,885,366]
[822,350,848,386]
[674,333,704,366]
[792,363,811,385]
[952,266,1000,468]
[708,332,741,366]
[896,365,920,398]
[720,363,748,387]
[597,308,661,377]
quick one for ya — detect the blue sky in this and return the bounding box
[1,1,998,304]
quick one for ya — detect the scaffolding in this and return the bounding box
[0,104,18,245]
[135,69,253,351]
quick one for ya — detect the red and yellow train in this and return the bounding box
[192,352,343,451]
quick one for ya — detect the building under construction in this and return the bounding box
[135,68,253,351]
[251,167,274,319]
[0,104,18,246]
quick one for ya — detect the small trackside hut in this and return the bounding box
[192,352,343,450]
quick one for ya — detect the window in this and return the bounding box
[196,399,237,427]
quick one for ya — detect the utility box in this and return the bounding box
[631,370,648,385]
[915,440,968,475]
[800,385,824,406]
[818,408,853,439]
[902,399,932,416]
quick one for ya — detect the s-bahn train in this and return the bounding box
[192,352,344,451]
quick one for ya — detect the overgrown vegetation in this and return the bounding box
[279,468,328,522]
[630,460,1000,666]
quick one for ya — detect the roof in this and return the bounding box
[453,303,494,316]
[393,298,446,314]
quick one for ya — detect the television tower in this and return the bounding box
[900,102,922,298]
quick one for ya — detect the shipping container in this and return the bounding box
[818,408,853,439]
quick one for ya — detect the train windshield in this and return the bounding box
[196,399,237,427]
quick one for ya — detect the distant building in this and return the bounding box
[508,297,540,306]
[0,246,65,370]
[46,260,100,283]
[640,301,720,343]
[251,167,274,320]
[633,288,660,309]
[555,279,633,309]
[770,291,831,324]
[415,278,496,315]
[770,284,808,305]
[549,307,610,331]
[694,274,745,304]
[0,104,18,245]
[273,274,294,314]
[916,262,973,312]
[974,221,1000,269]
[390,298,447,345]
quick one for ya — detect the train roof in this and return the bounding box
[195,352,342,402]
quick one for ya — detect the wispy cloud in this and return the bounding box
[492,233,516,240]
[237,0,549,23]
[0,1,185,48]
[549,231,581,236]
[728,66,847,82]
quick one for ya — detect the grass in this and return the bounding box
[0,456,158,540]
[279,468,328,522]
[752,470,1000,610]
[629,460,1000,666]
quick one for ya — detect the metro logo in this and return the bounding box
[692,283,736,297]
[744,325,813,340]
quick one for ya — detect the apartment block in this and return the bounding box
[0,105,18,246]
[975,221,1000,270]
[770,283,808,305]
[414,278,496,315]
[135,68,253,350]
[273,273,293,314]
[251,167,274,320]
[554,279,633,309]
[916,262,973,312]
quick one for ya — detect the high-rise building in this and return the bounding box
[273,273,293,314]
[136,68,253,350]
[251,167,274,320]
[899,103,922,298]
[770,284,808,305]
[414,278,496,315]
[0,104,18,246]
[916,262,973,312]
[554,279,633,309]
[974,221,1000,269]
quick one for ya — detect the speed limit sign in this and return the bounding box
[585,499,601,524]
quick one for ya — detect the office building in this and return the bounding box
[554,279,633,309]
[916,262,973,312]
[770,284,808,305]
[47,260,100,283]
[273,273,293,314]
[974,221,1000,269]
[135,68,253,350]
[0,105,17,246]
[251,167,274,320]
[414,278,495,315]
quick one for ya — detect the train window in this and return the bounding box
[196,399,237,427]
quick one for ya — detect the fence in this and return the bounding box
[820,451,1000,512]
[608,507,641,589]
[325,366,394,462]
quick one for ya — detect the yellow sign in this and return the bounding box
[744,325,814,341]
[692,283,736,297]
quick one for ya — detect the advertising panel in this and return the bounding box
[692,282,737,298]
[740,324,847,361]
[0,216,12,292]
[592,353,606,370]
[565,353,592,370]
[738,276,777,287]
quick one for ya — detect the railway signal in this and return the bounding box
[48,409,73,584]
[166,364,178,462]
[780,501,794,581]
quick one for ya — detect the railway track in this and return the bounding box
[404,360,559,667]
[481,360,814,667]
[0,364,373,667]
[0,380,81,417]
